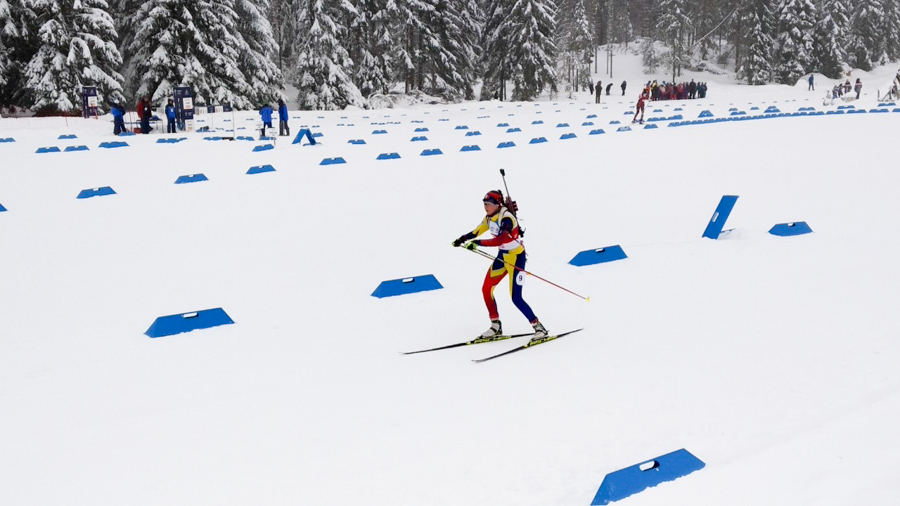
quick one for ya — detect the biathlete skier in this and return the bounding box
[633,88,649,124]
[452,190,549,340]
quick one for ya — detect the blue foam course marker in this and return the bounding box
[560,133,577,139]
[0,138,15,143]
[0,203,6,212]
[769,221,813,236]
[460,145,481,152]
[372,275,443,298]
[377,152,401,160]
[589,129,606,135]
[64,145,89,152]
[411,136,428,141]
[247,164,276,175]
[175,174,209,184]
[530,137,548,144]
[145,308,235,338]
[252,144,274,152]
[77,186,116,199]
[320,157,347,165]
[348,139,366,144]
[497,141,516,148]
[421,148,443,156]
[591,449,706,505]
[58,134,77,139]
[569,245,627,266]
[99,141,128,148]
[36,146,61,153]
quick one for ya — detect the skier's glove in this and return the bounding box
[452,236,467,247]
[464,241,479,251]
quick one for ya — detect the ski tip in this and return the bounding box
[586,296,591,302]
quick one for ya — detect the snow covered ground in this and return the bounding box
[2,58,900,506]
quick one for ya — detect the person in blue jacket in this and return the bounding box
[278,99,290,136]
[165,99,177,133]
[111,102,127,135]
[259,103,273,137]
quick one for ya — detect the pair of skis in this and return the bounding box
[403,328,583,363]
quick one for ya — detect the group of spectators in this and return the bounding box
[645,79,708,101]
[828,78,863,100]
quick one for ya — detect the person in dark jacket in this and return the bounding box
[138,97,153,134]
[620,80,627,96]
[278,99,290,136]
[165,99,176,133]
[854,78,862,99]
[605,82,613,95]
[595,80,602,103]
[588,80,594,97]
[111,102,127,135]
[259,103,273,137]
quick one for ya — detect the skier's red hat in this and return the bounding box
[483,190,503,205]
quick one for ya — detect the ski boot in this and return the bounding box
[481,319,502,338]
[530,320,549,341]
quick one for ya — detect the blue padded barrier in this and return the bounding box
[64,145,89,152]
[99,141,129,148]
[569,245,627,266]
[616,126,631,132]
[703,195,739,239]
[0,202,7,212]
[77,186,116,199]
[530,137,548,144]
[582,121,594,126]
[320,157,346,165]
[497,123,509,127]
[560,133,577,139]
[589,129,606,135]
[466,131,482,136]
[506,127,521,133]
[58,134,77,139]
[455,125,469,130]
[411,136,428,141]
[532,120,544,124]
[377,152,401,160]
[372,275,443,298]
[460,145,481,152]
[769,221,813,236]
[415,127,429,132]
[0,138,14,143]
[591,449,705,505]
[36,146,61,153]
[247,164,275,175]
[497,141,516,148]
[644,124,658,129]
[253,144,274,152]
[421,148,443,156]
[609,120,621,124]
[145,308,235,338]
[372,129,387,134]
[175,174,208,184]
[556,123,570,128]
[586,114,597,118]
[348,139,366,144]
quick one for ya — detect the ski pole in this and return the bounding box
[461,244,591,302]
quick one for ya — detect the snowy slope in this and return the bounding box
[2,60,900,506]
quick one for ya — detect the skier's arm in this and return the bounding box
[472,217,515,247]
[453,220,489,247]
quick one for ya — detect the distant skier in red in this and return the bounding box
[633,89,649,124]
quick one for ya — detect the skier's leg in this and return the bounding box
[482,257,507,320]
[507,252,537,323]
